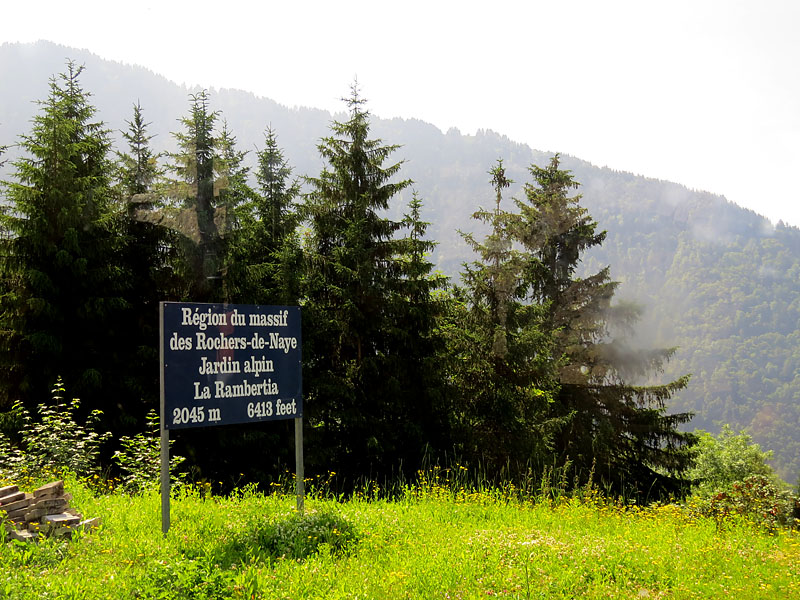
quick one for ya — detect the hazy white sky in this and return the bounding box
[3,0,799,227]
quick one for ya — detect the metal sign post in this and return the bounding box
[295,416,304,515]
[159,303,170,534]
[160,426,170,534]
[159,302,303,533]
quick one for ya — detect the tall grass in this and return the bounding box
[1,471,798,599]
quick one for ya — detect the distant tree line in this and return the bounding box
[0,64,697,499]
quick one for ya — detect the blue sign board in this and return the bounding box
[161,302,302,429]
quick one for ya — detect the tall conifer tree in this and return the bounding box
[0,63,128,415]
[214,120,255,302]
[116,101,161,197]
[390,192,450,461]
[303,85,426,475]
[226,126,301,306]
[166,93,253,303]
[449,160,557,470]
[514,155,696,498]
[166,91,223,301]
[114,102,177,417]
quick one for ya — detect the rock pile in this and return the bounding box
[1,480,100,542]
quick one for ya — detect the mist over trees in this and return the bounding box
[1,42,799,486]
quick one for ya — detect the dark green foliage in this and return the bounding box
[232,509,359,562]
[225,126,301,306]
[302,85,441,477]
[515,155,617,381]
[215,120,258,303]
[447,160,558,471]
[0,378,111,479]
[514,155,696,499]
[116,101,161,197]
[115,102,180,420]
[391,192,451,454]
[165,91,227,301]
[112,409,185,493]
[0,62,129,417]
[165,95,258,305]
[555,379,695,498]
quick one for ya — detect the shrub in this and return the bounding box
[234,509,359,561]
[684,425,799,530]
[0,378,110,481]
[691,474,799,531]
[112,409,185,494]
[687,425,777,494]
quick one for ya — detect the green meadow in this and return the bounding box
[2,474,798,599]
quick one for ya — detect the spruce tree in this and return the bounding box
[116,101,161,197]
[165,93,254,303]
[449,160,557,470]
[226,126,301,306]
[514,155,696,499]
[391,192,450,461]
[114,102,177,417]
[166,91,223,301]
[303,85,423,476]
[0,63,128,416]
[214,120,255,302]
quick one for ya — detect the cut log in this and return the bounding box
[33,481,64,499]
[42,513,82,527]
[0,491,25,505]
[32,497,68,513]
[40,513,82,534]
[8,529,37,543]
[0,485,20,498]
[1,493,33,513]
[24,508,48,522]
[4,506,31,521]
[0,480,97,542]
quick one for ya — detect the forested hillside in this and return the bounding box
[1,41,798,482]
[570,171,800,482]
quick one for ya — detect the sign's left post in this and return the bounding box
[159,303,170,534]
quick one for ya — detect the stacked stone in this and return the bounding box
[1,480,100,542]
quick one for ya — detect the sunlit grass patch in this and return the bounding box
[1,474,798,599]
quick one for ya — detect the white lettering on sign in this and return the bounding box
[214,379,279,399]
[269,332,298,354]
[181,307,228,331]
